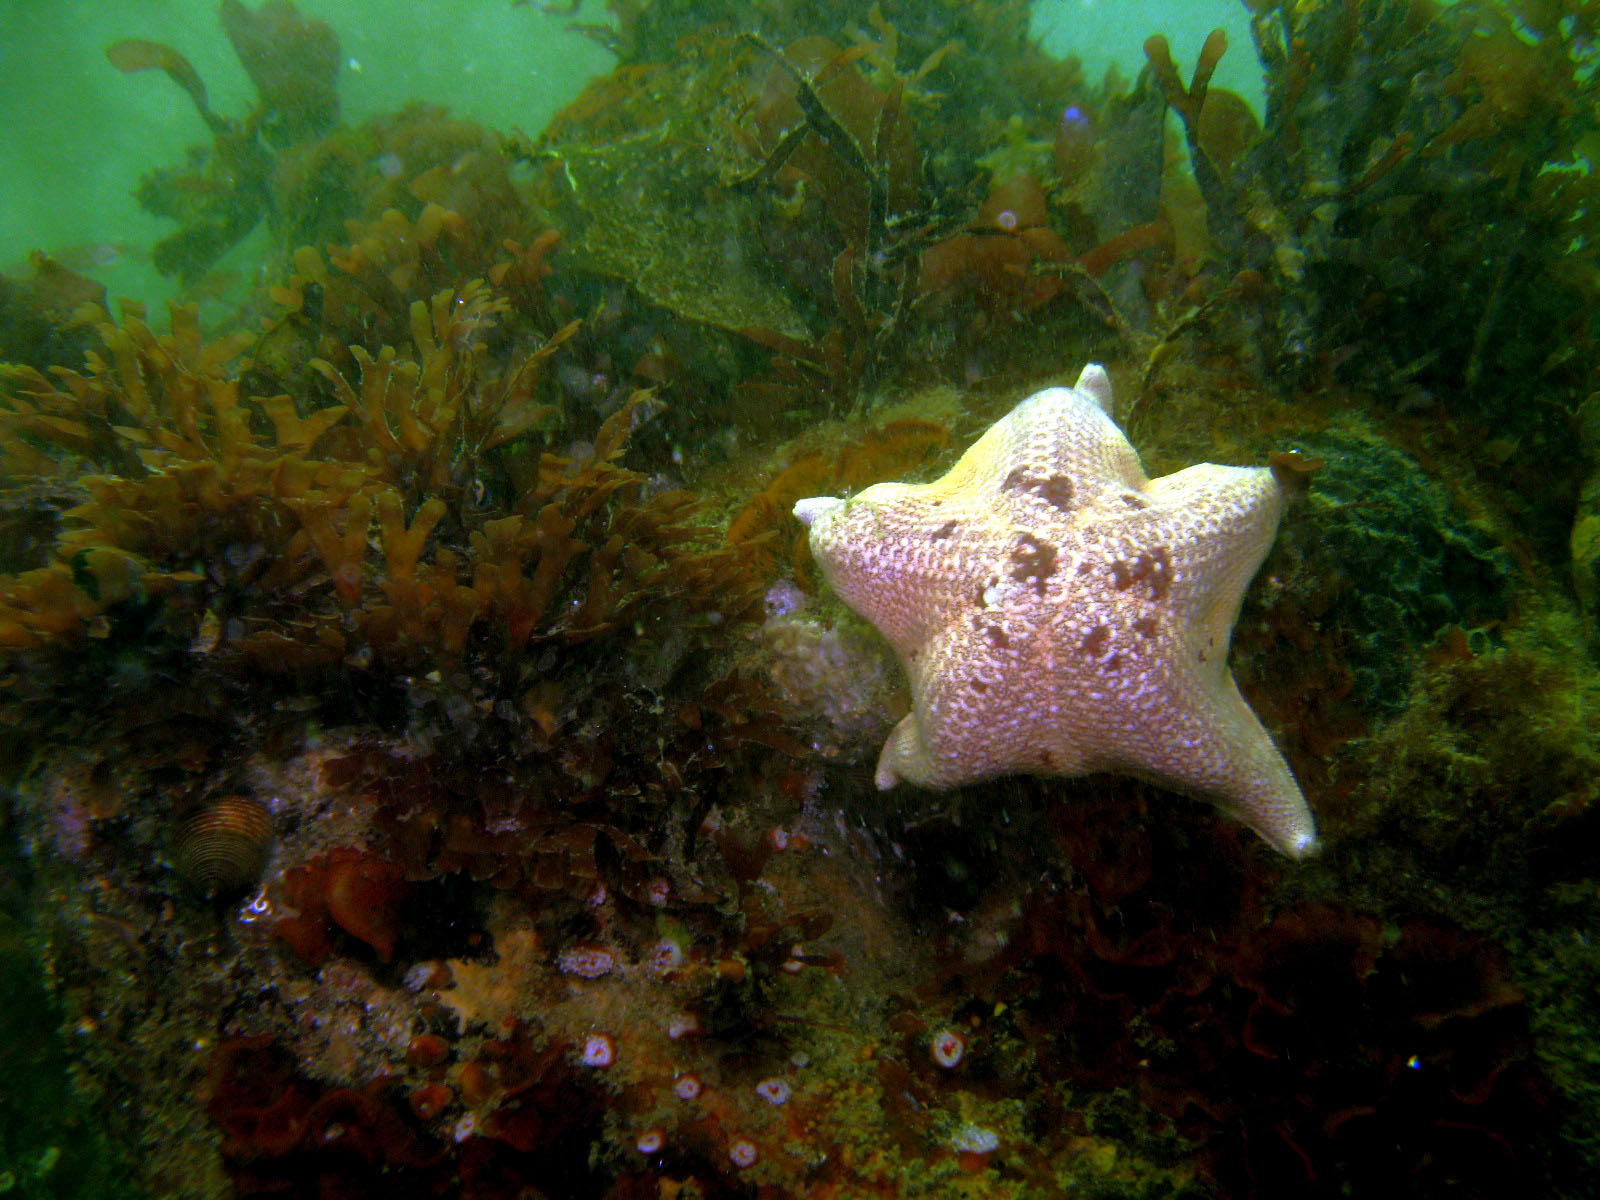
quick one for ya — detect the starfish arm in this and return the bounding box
[803,482,989,659]
[1073,362,1115,413]
[988,386,1149,507]
[874,629,996,790]
[875,712,928,789]
[878,622,1098,789]
[877,695,1034,791]
[1141,464,1285,641]
[1134,675,1318,858]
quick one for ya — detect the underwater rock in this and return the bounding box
[757,580,903,762]
[1571,393,1600,634]
[0,254,106,371]
[1297,425,1512,714]
[6,2,1600,1196]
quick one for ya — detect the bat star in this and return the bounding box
[795,364,1317,858]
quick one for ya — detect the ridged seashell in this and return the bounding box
[175,797,274,897]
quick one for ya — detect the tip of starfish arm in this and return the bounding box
[793,495,844,528]
[1074,362,1114,414]
[1259,799,1320,859]
[1284,828,1322,860]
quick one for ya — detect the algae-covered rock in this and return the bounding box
[1302,425,1512,714]
[0,907,140,1199]
[1571,393,1600,632]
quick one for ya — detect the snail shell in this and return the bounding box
[175,796,274,897]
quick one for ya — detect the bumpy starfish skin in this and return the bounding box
[794,364,1318,858]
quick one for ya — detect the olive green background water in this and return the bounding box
[0,0,1260,309]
